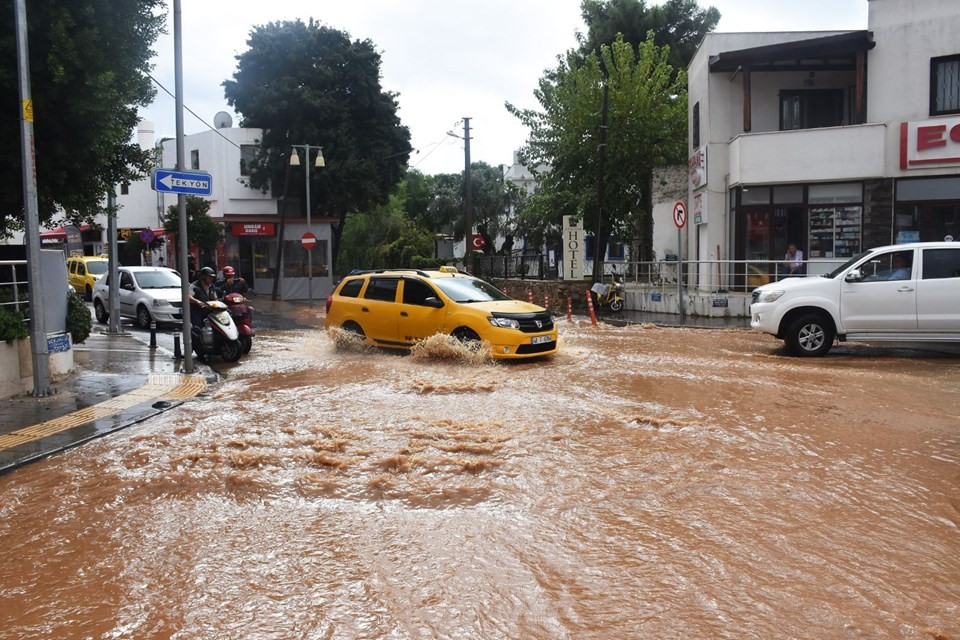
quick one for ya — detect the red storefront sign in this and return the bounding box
[231,222,276,236]
[900,116,960,169]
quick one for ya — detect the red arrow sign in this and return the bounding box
[301,232,317,250]
[673,201,687,229]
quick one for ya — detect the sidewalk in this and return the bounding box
[0,330,214,474]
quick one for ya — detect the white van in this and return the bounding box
[750,242,960,356]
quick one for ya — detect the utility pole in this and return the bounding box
[463,117,473,273]
[592,84,609,285]
[106,191,122,334]
[14,0,50,396]
[173,0,194,373]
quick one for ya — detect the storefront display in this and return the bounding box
[808,207,862,258]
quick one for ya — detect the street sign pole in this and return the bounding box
[674,201,687,324]
[173,0,194,374]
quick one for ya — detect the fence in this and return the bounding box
[472,254,552,280]
[610,258,847,292]
[0,260,28,313]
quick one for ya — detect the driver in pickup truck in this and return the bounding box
[884,253,911,280]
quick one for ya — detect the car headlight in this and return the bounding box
[756,289,784,303]
[152,299,170,307]
[488,316,520,329]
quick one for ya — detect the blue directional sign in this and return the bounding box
[152,168,213,196]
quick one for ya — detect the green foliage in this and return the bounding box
[578,0,720,73]
[0,305,29,343]
[0,0,165,237]
[506,33,688,261]
[65,290,92,344]
[222,19,412,272]
[163,196,224,257]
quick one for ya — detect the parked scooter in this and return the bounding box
[191,300,243,362]
[590,274,625,312]
[223,292,254,354]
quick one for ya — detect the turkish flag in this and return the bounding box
[471,234,485,250]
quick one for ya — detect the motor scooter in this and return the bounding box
[589,274,625,312]
[191,300,243,362]
[223,292,254,354]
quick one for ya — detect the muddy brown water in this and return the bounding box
[1,318,958,639]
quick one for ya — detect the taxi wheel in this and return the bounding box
[342,322,365,338]
[452,327,482,351]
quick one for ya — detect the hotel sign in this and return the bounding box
[562,215,584,281]
[900,116,960,169]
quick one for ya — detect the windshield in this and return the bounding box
[133,270,181,289]
[432,276,510,303]
[86,260,108,275]
[824,251,870,279]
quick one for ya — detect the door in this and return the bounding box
[397,278,446,343]
[840,250,918,331]
[917,247,960,331]
[360,277,401,343]
[118,270,137,318]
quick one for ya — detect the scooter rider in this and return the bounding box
[216,265,249,297]
[188,266,218,327]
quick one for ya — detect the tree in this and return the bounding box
[578,0,720,72]
[163,196,224,272]
[507,34,688,277]
[222,19,412,274]
[0,0,165,237]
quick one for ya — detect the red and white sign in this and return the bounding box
[301,232,317,250]
[692,191,706,225]
[673,201,687,229]
[471,233,486,251]
[688,144,707,189]
[900,116,960,169]
[231,222,276,236]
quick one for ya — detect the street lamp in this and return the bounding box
[290,144,325,304]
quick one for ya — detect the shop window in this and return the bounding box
[808,182,862,204]
[741,187,770,205]
[692,102,700,148]
[930,54,960,116]
[808,207,861,258]
[283,240,328,277]
[240,145,257,176]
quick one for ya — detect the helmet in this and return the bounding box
[199,266,215,279]
[222,266,235,277]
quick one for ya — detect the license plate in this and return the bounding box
[531,335,552,345]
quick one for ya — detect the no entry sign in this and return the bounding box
[301,232,317,250]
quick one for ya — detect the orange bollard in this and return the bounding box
[566,296,573,322]
[527,289,533,304]
[586,290,597,325]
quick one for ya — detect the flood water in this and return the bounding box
[1,316,959,639]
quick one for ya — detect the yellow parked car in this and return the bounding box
[324,267,558,359]
[66,255,109,300]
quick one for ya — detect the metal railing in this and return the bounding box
[611,258,846,292]
[0,260,28,313]
[473,254,552,280]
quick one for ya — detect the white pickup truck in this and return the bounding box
[750,242,960,356]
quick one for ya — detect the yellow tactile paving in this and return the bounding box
[0,374,206,452]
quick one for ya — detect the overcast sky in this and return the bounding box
[139,0,869,176]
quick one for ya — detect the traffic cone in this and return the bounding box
[586,290,597,325]
[567,296,572,322]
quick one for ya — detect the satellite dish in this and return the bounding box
[213,111,233,129]
[946,235,955,242]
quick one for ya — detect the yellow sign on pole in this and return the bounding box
[22,99,33,122]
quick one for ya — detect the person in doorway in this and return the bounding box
[188,266,218,328]
[216,265,250,297]
[782,242,805,277]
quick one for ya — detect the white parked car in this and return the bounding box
[750,242,960,356]
[93,266,184,329]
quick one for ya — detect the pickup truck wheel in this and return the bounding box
[785,313,834,357]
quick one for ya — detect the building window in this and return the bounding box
[240,145,257,176]
[779,90,843,130]
[930,54,960,116]
[120,183,129,195]
[190,149,200,170]
[692,102,700,148]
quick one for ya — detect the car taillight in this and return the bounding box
[325,294,333,314]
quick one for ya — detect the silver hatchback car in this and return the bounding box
[93,266,184,329]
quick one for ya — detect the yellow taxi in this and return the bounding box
[66,255,109,300]
[324,267,558,359]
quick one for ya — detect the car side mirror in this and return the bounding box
[844,268,864,283]
[423,296,444,308]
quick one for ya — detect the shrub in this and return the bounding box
[66,290,92,344]
[0,304,29,343]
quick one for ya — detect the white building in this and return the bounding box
[685,0,960,289]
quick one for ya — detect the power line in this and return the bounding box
[147,73,242,151]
